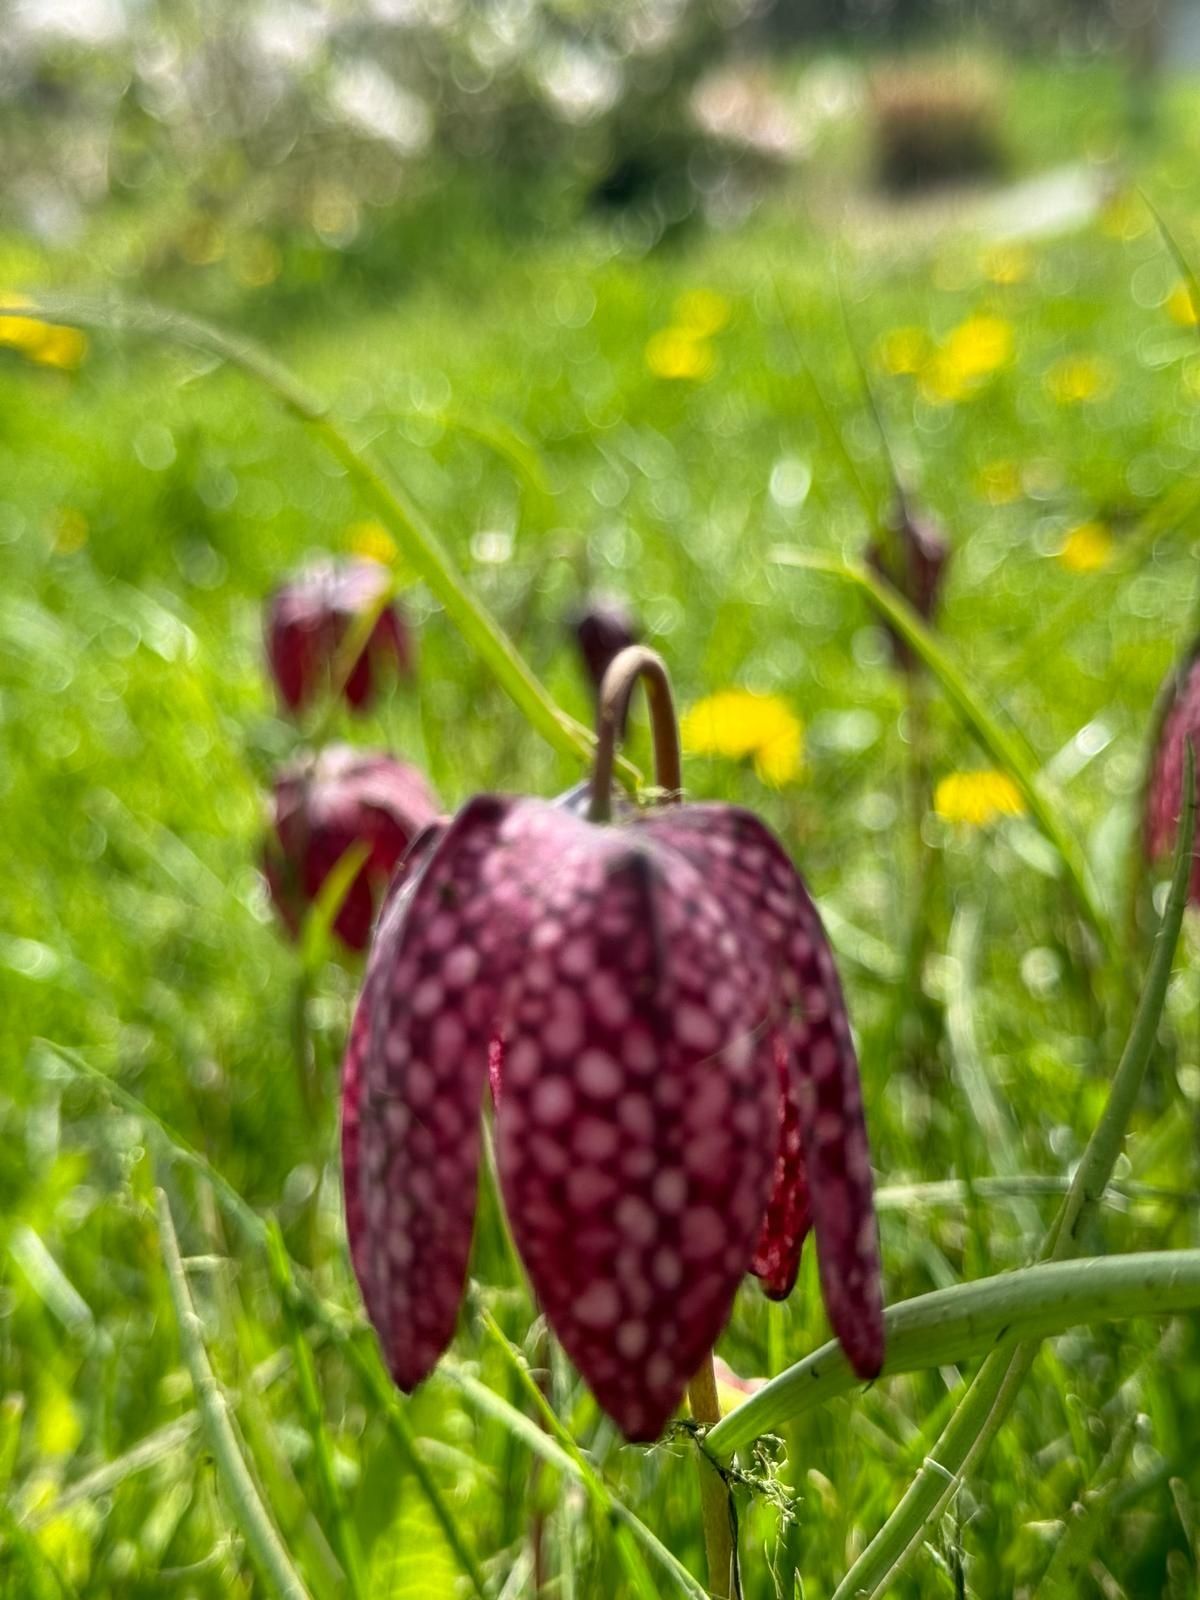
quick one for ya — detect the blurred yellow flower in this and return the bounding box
[944,314,1014,378]
[977,459,1022,505]
[645,328,714,382]
[231,234,282,288]
[681,690,804,786]
[674,288,731,337]
[0,295,87,371]
[53,508,89,554]
[981,244,1032,286]
[1167,282,1198,328]
[1057,521,1113,573]
[349,520,398,565]
[36,1384,82,1457]
[919,314,1013,404]
[934,769,1025,826]
[1044,354,1113,405]
[876,325,930,377]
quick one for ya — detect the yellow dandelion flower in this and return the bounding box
[348,520,398,565]
[943,314,1014,380]
[1057,521,1113,573]
[681,689,804,786]
[934,770,1025,827]
[981,244,1032,286]
[674,288,730,338]
[0,295,88,371]
[1167,282,1198,328]
[976,460,1022,505]
[875,325,930,377]
[918,354,970,405]
[33,325,88,370]
[645,328,714,382]
[918,314,1013,405]
[1044,354,1113,405]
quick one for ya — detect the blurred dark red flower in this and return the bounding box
[264,746,440,952]
[266,559,414,714]
[341,792,883,1440]
[865,502,950,668]
[569,596,640,701]
[1145,648,1200,899]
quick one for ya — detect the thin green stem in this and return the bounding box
[686,1354,735,1599]
[156,1189,313,1600]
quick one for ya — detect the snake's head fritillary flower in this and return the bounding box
[342,648,883,1440]
[265,559,414,715]
[569,596,640,703]
[866,502,950,669]
[1146,647,1200,901]
[264,746,440,952]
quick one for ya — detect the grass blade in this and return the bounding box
[474,1309,662,1600]
[42,1042,489,1600]
[442,1361,709,1600]
[264,1220,366,1600]
[156,1188,313,1600]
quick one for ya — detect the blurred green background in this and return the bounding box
[5,1,1200,1595]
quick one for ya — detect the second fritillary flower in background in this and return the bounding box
[1145,646,1200,900]
[568,595,641,705]
[681,689,804,786]
[265,559,415,716]
[264,746,440,951]
[865,501,951,669]
[0,295,88,371]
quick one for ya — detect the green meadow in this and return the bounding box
[6,45,1200,1599]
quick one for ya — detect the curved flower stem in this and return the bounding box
[687,1356,736,1598]
[588,646,683,823]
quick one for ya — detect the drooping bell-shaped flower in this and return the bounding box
[264,746,440,952]
[1145,645,1200,900]
[265,559,414,715]
[865,499,950,669]
[569,595,640,703]
[341,649,883,1440]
